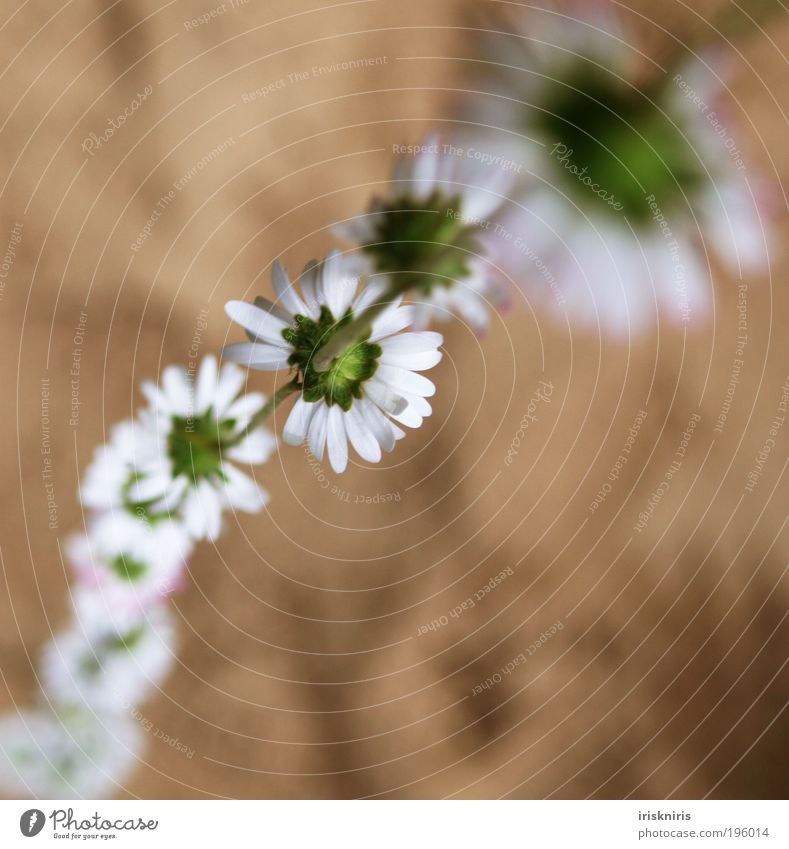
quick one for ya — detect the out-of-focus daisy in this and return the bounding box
[224,252,443,473]
[81,355,276,541]
[40,591,176,714]
[66,511,191,614]
[464,0,774,334]
[0,706,142,799]
[334,135,513,331]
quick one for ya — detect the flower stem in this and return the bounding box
[312,295,396,372]
[226,378,301,445]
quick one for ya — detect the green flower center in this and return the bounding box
[109,553,148,582]
[167,409,236,483]
[282,305,382,411]
[362,190,483,294]
[78,626,146,678]
[536,69,704,222]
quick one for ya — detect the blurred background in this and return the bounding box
[0,0,786,798]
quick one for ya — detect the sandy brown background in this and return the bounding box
[0,0,786,798]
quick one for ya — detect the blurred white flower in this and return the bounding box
[66,511,192,613]
[82,355,276,541]
[0,707,142,799]
[334,135,513,331]
[40,593,176,714]
[224,252,443,473]
[463,0,775,334]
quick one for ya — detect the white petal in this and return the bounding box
[326,405,349,473]
[299,261,322,318]
[254,295,293,325]
[213,362,247,416]
[183,482,222,540]
[224,392,266,427]
[225,300,290,345]
[352,277,392,314]
[389,400,426,429]
[344,405,382,463]
[162,366,192,416]
[128,473,170,504]
[412,146,439,200]
[379,331,442,355]
[226,428,276,464]
[369,305,415,342]
[195,355,218,415]
[363,377,409,415]
[333,218,376,244]
[400,390,432,418]
[359,399,397,453]
[453,288,491,332]
[282,397,317,446]
[307,401,329,462]
[321,250,358,318]
[272,260,308,316]
[222,342,292,371]
[141,379,168,412]
[152,474,189,513]
[375,364,436,398]
[380,348,443,372]
[222,464,268,512]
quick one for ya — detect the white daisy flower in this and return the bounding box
[40,591,176,714]
[463,1,775,334]
[224,252,443,473]
[333,135,513,331]
[66,511,192,614]
[0,707,142,799]
[82,355,276,541]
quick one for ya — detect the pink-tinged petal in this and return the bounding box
[282,397,317,446]
[225,300,289,345]
[344,405,382,463]
[326,405,349,473]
